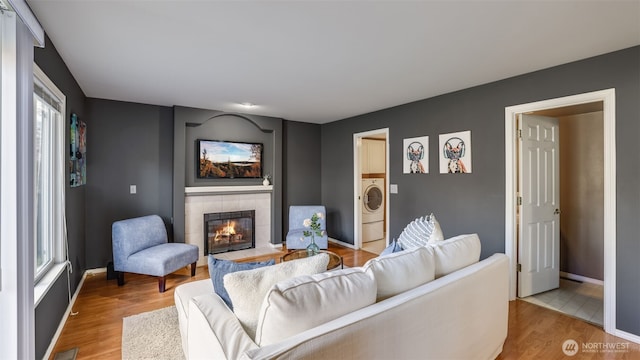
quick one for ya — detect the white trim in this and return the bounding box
[42,270,87,360]
[0,12,20,359]
[33,63,67,284]
[85,267,107,275]
[5,0,44,47]
[614,329,640,346]
[34,262,65,307]
[353,134,361,249]
[185,185,272,195]
[33,64,65,104]
[33,64,67,304]
[16,18,36,359]
[560,271,604,286]
[353,128,390,250]
[329,237,357,250]
[504,88,616,335]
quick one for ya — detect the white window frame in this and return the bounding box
[33,64,65,288]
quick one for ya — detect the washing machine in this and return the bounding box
[362,178,385,242]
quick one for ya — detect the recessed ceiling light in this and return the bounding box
[239,102,255,108]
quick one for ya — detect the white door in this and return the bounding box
[518,114,560,297]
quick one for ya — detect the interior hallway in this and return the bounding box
[521,278,604,326]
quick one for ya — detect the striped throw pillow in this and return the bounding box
[397,213,444,249]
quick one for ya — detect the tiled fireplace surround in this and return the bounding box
[185,186,276,265]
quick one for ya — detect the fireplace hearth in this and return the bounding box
[204,210,255,254]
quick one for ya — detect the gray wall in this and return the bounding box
[85,99,174,267]
[34,35,87,359]
[32,33,640,345]
[320,46,639,336]
[559,112,604,281]
[283,120,322,237]
[172,107,283,244]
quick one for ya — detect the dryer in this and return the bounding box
[362,178,384,242]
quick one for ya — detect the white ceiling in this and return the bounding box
[26,1,640,124]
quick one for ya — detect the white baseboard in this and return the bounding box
[86,267,107,274]
[560,271,604,286]
[614,329,640,345]
[329,237,356,250]
[42,269,91,360]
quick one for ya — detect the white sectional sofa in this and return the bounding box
[174,234,509,360]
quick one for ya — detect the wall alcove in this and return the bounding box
[185,113,274,186]
[172,107,283,247]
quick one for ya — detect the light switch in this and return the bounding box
[390,184,398,194]
[130,185,137,194]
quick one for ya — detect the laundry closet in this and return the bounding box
[360,138,386,243]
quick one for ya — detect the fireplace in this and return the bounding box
[204,210,255,254]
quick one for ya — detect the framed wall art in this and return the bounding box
[403,136,428,174]
[197,139,263,179]
[439,130,471,174]
[70,113,87,187]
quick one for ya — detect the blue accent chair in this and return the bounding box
[112,215,199,292]
[285,205,328,250]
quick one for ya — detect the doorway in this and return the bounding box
[353,129,390,253]
[517,108,604,326]
[504,89,616,334]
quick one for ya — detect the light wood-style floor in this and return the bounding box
[49,244,639,359]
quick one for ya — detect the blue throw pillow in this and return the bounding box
[379,238,404,256]
[207,256,275,310]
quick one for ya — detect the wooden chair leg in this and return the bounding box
[158,276,166,293]
[190,262,196,277]
[117,272,124,286]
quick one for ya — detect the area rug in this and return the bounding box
[122,306,185,360]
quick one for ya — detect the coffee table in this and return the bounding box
[281,249,343,270]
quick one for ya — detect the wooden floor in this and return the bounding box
[497,300,640,359]
[49,244,639,359]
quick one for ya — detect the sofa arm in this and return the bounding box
[188,293,258,360]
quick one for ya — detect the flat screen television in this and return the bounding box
[197,139,263,179]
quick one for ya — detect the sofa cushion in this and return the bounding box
[124,242,199,277]
[363,246,435,301]
[397,213,444,249]
[224,253,329,339]
[208,256,275,310]
[379,238,403,256]
[430,233,481,278]
[254,268,376,346]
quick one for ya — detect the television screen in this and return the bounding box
[197,139,263,179]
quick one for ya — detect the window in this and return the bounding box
[33,64,65,282]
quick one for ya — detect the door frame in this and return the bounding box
[504,88,616,334]
[353,128,390,250]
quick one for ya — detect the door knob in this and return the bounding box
[554,209,561,215]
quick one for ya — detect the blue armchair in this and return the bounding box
[285,205,328,250]
[112,215,199,292]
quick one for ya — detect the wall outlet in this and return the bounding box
[390,184,398,194]
[130,185,137,194]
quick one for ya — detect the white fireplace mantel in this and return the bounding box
[184,185,274,265]
[185,185,273,195]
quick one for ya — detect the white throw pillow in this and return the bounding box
[397,213,444,249]
[223,253,329,339]
[429,233,481,278]
[363,246,435,301]
[254,268,376,346]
